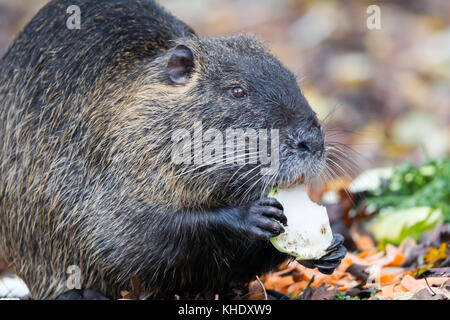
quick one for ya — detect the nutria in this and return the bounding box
[0,0,346,299]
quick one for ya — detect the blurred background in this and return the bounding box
[1,0,449,171]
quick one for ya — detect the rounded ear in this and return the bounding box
[167,44,194,85]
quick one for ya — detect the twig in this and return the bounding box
[424,277,436,296]
[255,276,268,300]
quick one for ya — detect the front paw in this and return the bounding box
[56,289,109,300]
[243,198,287,240]
[298,233,347,275]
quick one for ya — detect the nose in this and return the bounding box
[296,141,311,153]
[295,139,324,156]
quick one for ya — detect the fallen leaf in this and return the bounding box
[300,283,337,300]
[410,287,449,300]
[382,284,395,299]
[345,264,369,282]
[237,277,267,300]
[355,235,376,251]
[287,281,310,298]
[263,275,293,292]
[424,242,448,264]
[420,267,450,278]
[399,275,448,294]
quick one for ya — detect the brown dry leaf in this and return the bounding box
[262,228,447,300]
[300,283,337,300]
[422,267,450,278]
[345,264,369,282]
[237,277,267,300]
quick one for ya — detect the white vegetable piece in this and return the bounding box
[269,186,333,260]
[349,167,393,193]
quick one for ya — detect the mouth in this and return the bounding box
[278,173,305,189]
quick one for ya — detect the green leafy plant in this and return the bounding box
[365,158,450,222]
[334,292,360,300]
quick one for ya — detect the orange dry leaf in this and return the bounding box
[335,280,360,292]
[393,285,408,294]
[385,244,406,267]
[298,266,327,285]
[364,244,406,267]
[390,253,406,267]
[262,240,447,300]
[351,231,376,251]
[399,275,448,294]
[379,272,403,285]
[339,253,361,268]
[287,281,309,297]
[264,275,294,292]
[362,251,384,264]
[357,249,379,259]
[356,251,370,259]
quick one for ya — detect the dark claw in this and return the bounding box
[320,245,347,263]
[297,260,315,269]
[326,233,344,252]
[316,261,341,274]
[255,198,287,226]
[244,198,287,240]
[258,198,284,211]
[297,233,347,275]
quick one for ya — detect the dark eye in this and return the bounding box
[228,86,247,99]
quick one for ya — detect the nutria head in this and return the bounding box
[118,34,326,208]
